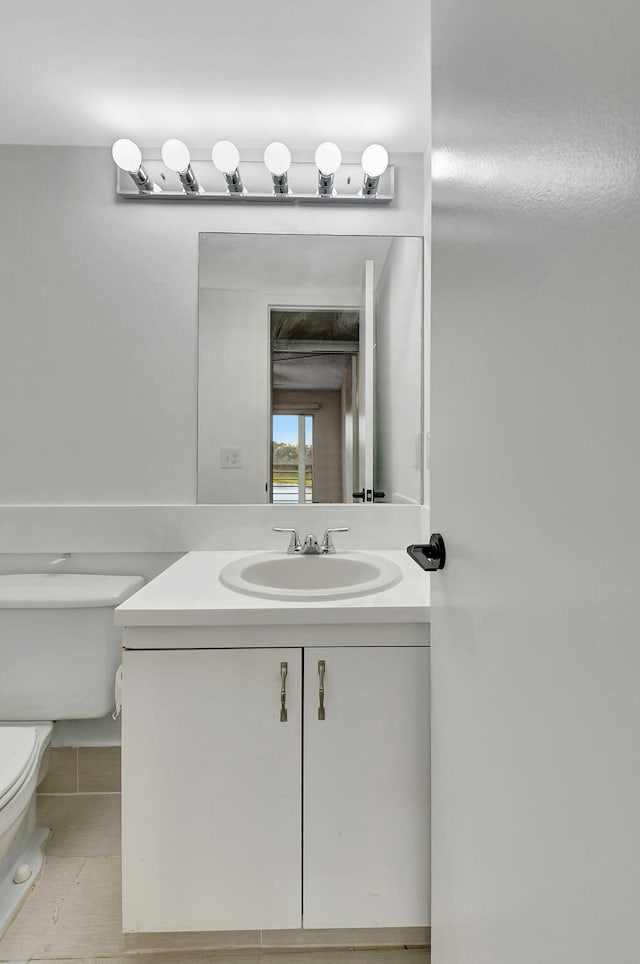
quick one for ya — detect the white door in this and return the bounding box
[303,646,430,927]
[122,648,302,932]
[430,2,640,961]
[356,259,375,501]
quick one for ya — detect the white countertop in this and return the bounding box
[115,549,430,627]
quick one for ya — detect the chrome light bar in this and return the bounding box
[113,140,394,204]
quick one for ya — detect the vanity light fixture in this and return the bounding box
[361,144,389,197]
[111,139,160,193]
[264,142,292,195]
[314,141,342,196]
[113,140,393,203]
[211,140,245,194]
[161,139,202,194]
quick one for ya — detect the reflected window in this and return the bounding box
[272,414,313,504]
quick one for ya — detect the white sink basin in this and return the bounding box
[219,551,403,601]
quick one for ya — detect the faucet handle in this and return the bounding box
[273,527,302,554]
[321,528,350,554]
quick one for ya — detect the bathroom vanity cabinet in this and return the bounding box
[116,549,430,938]
[122,643,429,933]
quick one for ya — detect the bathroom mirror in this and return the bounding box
[197,233,423,505]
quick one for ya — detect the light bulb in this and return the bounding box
[361,144,389,178]
[161,139,191,174]
[211,140,240,175]
[111,138,142,173]
[264,142,291,176]
[315,142,342,176]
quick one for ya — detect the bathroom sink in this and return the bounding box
[219,551,403,601]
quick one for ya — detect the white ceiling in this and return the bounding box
[0,0,429,151]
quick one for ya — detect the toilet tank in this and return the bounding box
[0,574,144,721]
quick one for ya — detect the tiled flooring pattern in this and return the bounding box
[0,792,430,964]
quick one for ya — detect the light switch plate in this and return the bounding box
[220,448,242,469]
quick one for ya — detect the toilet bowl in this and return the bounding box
[0,724,52,934]
[0,573,144,937]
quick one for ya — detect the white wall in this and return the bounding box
[375,237,424,503]
[198,289,265,504]
[0,145,424,512]
[0,504,429,552]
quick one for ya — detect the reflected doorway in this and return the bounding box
[270,308,360,504]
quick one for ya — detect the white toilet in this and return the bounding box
[0,572,144,937]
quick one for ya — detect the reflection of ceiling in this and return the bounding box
[273,353,352,392]
[272,308,358,391]
[199,234,394,290]
[272,310,359,342]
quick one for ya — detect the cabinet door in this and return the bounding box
[303,646,430,928]
[122,648,301,933]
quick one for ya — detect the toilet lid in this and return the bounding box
[0,727,39,806]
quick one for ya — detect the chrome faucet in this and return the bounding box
[272,528,302,553]
[273,527,349,554]
[302,533,320,554]
[319,528,350,553]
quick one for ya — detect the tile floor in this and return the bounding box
[0,793,430,964]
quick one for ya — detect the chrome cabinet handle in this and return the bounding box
[280,661,288,722]
[318,660,326,720]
